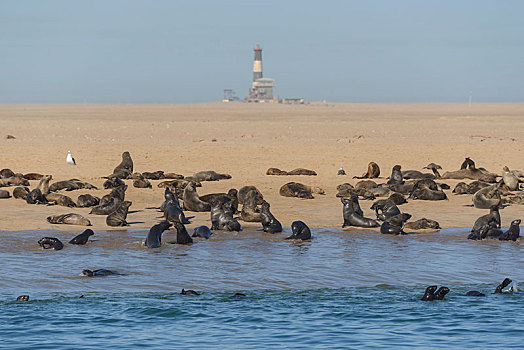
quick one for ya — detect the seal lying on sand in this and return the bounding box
[13,186,29,199]
[77,194,100,207]
[421,286,449,301]
[453,181,490,195]
[106,201,132,226]
[286,221,312,240]
[353,162,380,179]
[142,171,165,180]
[47,213,91,226]
[0,168,15,178]
[45,193,77,207]
[380,213,412,235]
[0,189,10,198]
[280,182,324,199]
[0,175,29,187]
[110,151,134,179]
[144,221,172,248]
[404,218,440,230]
[259,201,282,233]
[192,225,213,239]
[38,237,64,250]
[69,229,95,245]
[183,182,211,212]
[103,176,125,189]
[336,183,376,200]
[132,173,152,189]
[48,179,97,192]
[341,197,379,228]
[442,157,498,182]
[266,168,317,176]
[186,170,231,182]
[472,185,501,209]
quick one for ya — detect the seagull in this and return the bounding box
[66,150,76,165]
[337,167,346,175]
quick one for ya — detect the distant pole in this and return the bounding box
[468,91,472,107]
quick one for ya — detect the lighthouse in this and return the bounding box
[248,44,275,102]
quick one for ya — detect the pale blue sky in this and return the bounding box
[1,1,523,103]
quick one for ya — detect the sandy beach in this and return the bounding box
[0,102,523,232]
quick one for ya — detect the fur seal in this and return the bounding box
[388,192,407,205]
[180,289,200,295]
[0,189,10,198]
[442,158,498,182]
[26,188,47,204]
[238,186,264,205]
[421,286,449,301]
[453,181,490,195]
[103,176,125,189]
[380,213,412,235]
[466,291,486,297]
[106,201,132,226]
[13,186,29,199]
[267,167,288,175]
[472,206,501,233]
[0,175,29,187]
[111,151,133,179]
[163,188,189,224]
[279,182,317,199]
[210,196,242,231]
[16,295,29,302]
[38,237,64,250]
[187,170,231,182]
[37,175,52,195]
[23,173,44,180]
[355,180,378,190]
[77,194,100,207]
[287,168,317,176]
[502,166,519,191]
[404,218,440,230]
[199,188,239,214]
[241,190,262,222]
[353,162,380,179]
[183,182,211,212]
[402,170,435,180]
[341,197,379,228]
[192,225,213,239]
[410,181,447,200]
[144,221,172,248]
[47,213,91,226]
[132,173,152,189]
[472,185,501,209]
[90,196,121,215]
[142,171,165,180]
[164,172,185,179]
[499,219,520,241]
[82,269,118,277]
[370,199,401,221]
[494,278,513,293]
[45,193,77,207]
[0,168,15,178]
[173,222,193,244]
[387,165,404,185]
[336,184,376,200]
[69,229,95,245]
[259,201,282,233]
[286,221,312,240]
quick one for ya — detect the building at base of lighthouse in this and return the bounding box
[247,44,276,102]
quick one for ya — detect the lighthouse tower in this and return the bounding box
[248,44,275,102]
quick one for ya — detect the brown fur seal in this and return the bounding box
[26,188,47,204]
[100,185,127,206]
[77,194,100,207]
[106,201,132,226]
[0,168,15,178]
[259,201,282,233]
[38,237,64,250]
[36,175,52,195]
[172,222,193,244]
[388,192,407,205]
[49,179,97,192]
[132,173,152,189]
[142,171,165,180]
[442,158,498,182]
[238,186,264,205]
[103,176,125,189]
[210,196,241,231]
[353,162,380,179]
[23,173,44,180]
[47,213,91,226]
[240,190,262,222]
[199,189,239,214]
[453,181,490,195]
[287,168,317,176]
[286,221,312,240]
[0,175,29,187]
[370,199,401,221]
[180,289,200,295]
[90,196,122,215]
[183,182,211,212]
[163,172,185,179]
[0,189,10,198]
[144,221,172,248]
[267,168,288,175]
[502,166,519,191]
[472,185,501,209]
[279,182,324,199]
[472,206,501,233]
[13,186,29,199]
[404,218,440,230]
[45,193,77,207]
[380,213,412,235]
[341,197,379,228]
[499,219,520,241]
[186,170,231,182]
[69,229,95,245]
[110,151,134,179]
[387,165,404,185]
[355,180,378,189]
[192,225,213,239]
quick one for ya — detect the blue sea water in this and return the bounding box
[0,227,522,349]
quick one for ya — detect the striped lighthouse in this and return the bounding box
[253,44,263,81]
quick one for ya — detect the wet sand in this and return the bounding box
[0,102,523,232]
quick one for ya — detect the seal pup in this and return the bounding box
[386,165,404,185]
[132,173,152,189]
[370,199,401,221]
[47,213,91,226]
[180,289,200,295]
[144,221,172,248]
[472,185,501,209]
[259,201,282,234]
[69,229,95,245]
[13,186,29,199]
[111,151,133,179]
[353,162,380,179]
[286,221,312,240]
[77,194,100,207]
[16,295,29,302]
[172,222,193,245]
[0,189,10,198]
[82,269,118,277]
[106,201,132,226]
[66,150,76,165]
[404,218,440,230]
[499,219,520,241]
[380,213,412,235]
[238,186,264,205]
[192,225,213,239]
[341,198,379,228]
[421,286,449,301]
[183,182,211,212]
[26,188,47,204]
[38,237,64,250]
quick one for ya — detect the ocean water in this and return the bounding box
[1,227,522,349]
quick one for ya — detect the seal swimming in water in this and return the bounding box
[286,221,312,240]
[380,213,412,235]
[183,182,211,212]
[192,225,213,239]
[386,165,404,185]
[353,162,380,179]
[180,289,200,295]
[472,185,501,209]
[144,221,172,248]
[16,295,29,302]
[106,201,132,226]
[494,278,515,293]
[259,201,282,233]
[13,186,29,199]
[69,229,95,245]
[341,197,379,228]
[498,219,520,241]
[421,286,449,301]
[47,213,91,226]
[82,269,118,277]
[38,237,64,250]
[110,151,134,179]
[172,222,193,244]
[77,194,100,207]
[370,199,401,221]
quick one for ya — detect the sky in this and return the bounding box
[1,0,523,103]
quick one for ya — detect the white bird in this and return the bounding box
[66,150,76,165]
[337,167,346,176]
